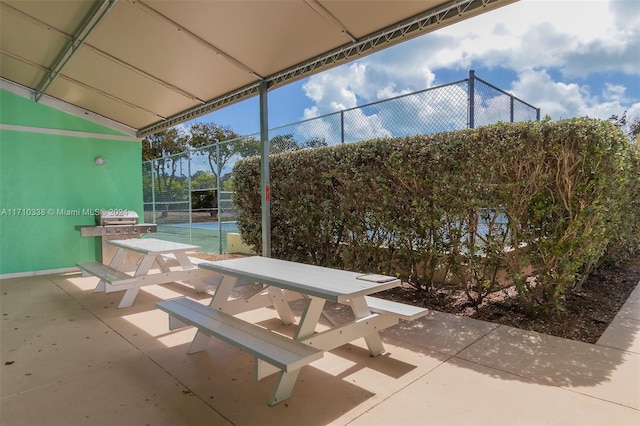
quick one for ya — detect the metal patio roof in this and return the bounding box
[0,0,515,138]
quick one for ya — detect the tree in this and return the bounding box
[190,122,243,188]
[269,134,300,153]
[608,111,640,143]
[142,128,189,161]
[303,136,328,149]
[190,170,216,191]
[142,128,190,218]
[233,134,328,158]
[234,135,261,158]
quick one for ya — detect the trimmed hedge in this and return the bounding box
[233,118,640,312]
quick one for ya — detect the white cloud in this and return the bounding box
[302,53,437,117]
[510,69,639,120]
[300,0,640,129]
[603,83,629,103]
[343,108,392,142]
[609,0,640,31]
[510,69,590,119]
[417,0,639,78]
[296,113,335,143]
[302,62,364,116]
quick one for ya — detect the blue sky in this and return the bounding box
[185,0,640,137]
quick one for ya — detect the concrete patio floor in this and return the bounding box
[1,271,638,426]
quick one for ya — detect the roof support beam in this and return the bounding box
[35,0,117,101]
[138,82,262,136]
[2,48,166,121]
[2,2,205,105]
[129,0,263,80]
[137,0,512,137]
[269,0,497,88]
[304,0,356,42]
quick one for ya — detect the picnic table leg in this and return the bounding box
[187,330,211,354]
[255,358,280,380]
[295,297,325,339]
[168,315,189,330]
[117,255,156,309]
[267,287,295,325]
[117,288,140,309]
[350,296,385,356]
[255,296,325,381]
[94,280,106,293]
[209,275,238,310]
[109,248,129,270]
[154,254,171,273]
[94,247,127,293]
[174,252,208,293]
[133,253,157,276]
[268,370,301,406]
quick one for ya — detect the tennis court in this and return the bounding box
[152,221,239,254]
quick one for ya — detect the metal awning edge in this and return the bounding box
[1,78,139,138]
[136,0,516,138]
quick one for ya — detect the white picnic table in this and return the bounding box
[157,256,428,405]
[78,238,211,308]
[201,256,400,352]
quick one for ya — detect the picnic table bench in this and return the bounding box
[157,297,324,405]
[78,238,214,308]
[157,256,429,405]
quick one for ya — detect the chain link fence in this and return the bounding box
[143,70,539,253]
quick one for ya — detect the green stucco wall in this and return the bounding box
[0,89,142,274]
[0,90,128,136]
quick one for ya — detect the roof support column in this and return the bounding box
[259,81,271,257]
[35,0,117,101]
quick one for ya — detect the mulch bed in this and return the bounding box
[377,252,640,343]
[192,251,640,344]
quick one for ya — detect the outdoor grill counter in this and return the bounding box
[77,210,157,265]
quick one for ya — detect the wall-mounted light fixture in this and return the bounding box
[95,156,105,166]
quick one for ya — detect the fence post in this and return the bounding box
[151,160,156,223]
[341,110,345,144]
[468,69,475,129]
[187,149,192,241]
[216,140,222,254]
[510,96,515,123]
